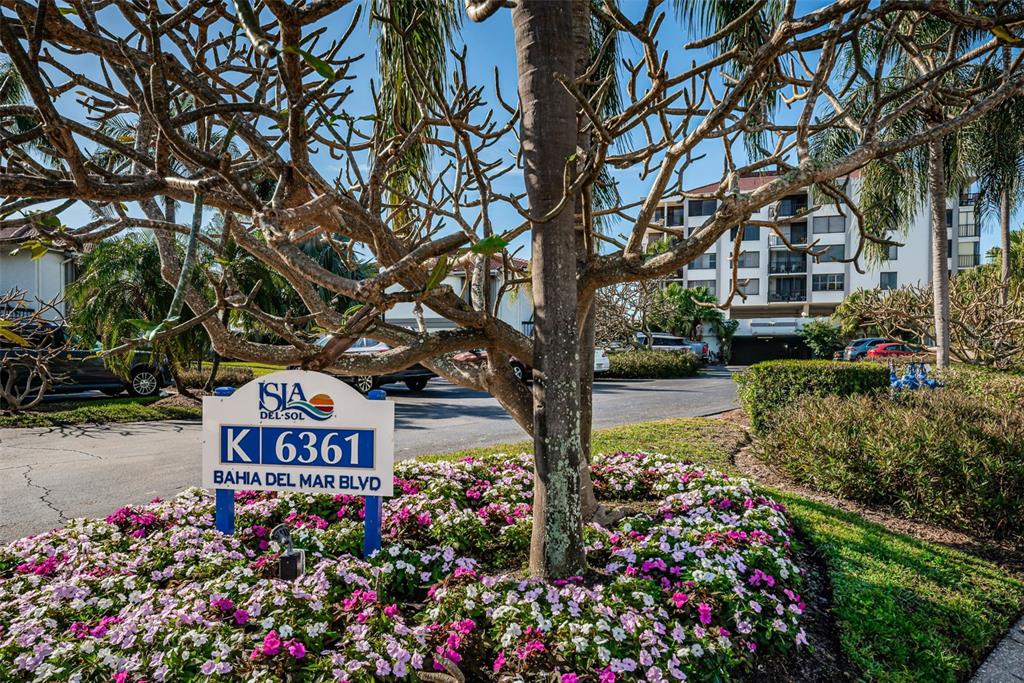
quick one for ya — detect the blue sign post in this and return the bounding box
[203,372,395,558]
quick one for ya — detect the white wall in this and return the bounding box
[0,250,68,319]
[385,273,533,335]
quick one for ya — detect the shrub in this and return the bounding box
[796,319,842,359]
[180,365,255,389]
[606,349,701,379]
[755,389,1024,539]
[735,360,890,433]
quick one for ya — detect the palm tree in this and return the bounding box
[813,11,983,369]
[65,234,209,395]
[965,80,1024,302]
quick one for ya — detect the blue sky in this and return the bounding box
[50,0,1005,261]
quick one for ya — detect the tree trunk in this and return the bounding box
[573,0,597,522]
[204,309,231,391]
[1000,189,1012,305]
[513,0,586,579]
[927,136,950,369]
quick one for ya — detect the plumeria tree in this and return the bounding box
[2,0,1024,577]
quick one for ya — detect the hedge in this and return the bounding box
[735,360,889,433]
[179,365,255,389]
[605,349,702,379]
[755,388,1024,540]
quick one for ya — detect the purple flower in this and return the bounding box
[233,609,249,625]
[698,602,712,625]
[287,640,306,659]
[262,630,282,657]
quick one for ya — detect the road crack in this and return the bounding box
[19,465,65,524]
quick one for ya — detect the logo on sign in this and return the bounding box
[258,381,334,421]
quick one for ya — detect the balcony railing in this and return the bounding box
[958,254,980,269]
[959,192,979,206]
[768,291,808,303]
[768,234,808,248]
[958,224,980,238]
[768,261,807,275]
[522,320,534,337]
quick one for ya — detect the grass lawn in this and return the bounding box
[0,397,201,428]
[220,361,285,377]
[425,417,1023,682]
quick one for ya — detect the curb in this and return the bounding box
[972,613,1024,683]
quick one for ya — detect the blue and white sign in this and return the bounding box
[202,370,394,497]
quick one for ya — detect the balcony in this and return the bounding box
[958,254,980,269]
[958,223,980,238]
[959,192,979,206]
[769,233,808,248]
[768,291,808,303]
[768,253,807,275]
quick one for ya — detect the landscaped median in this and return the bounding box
[0,396,201,428]
[0,417,1020,682]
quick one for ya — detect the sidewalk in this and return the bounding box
[973,614,1024,682]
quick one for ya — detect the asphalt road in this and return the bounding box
[0,368,738,542]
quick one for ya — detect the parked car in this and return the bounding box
[636,332,707,360]
[451,347,611,382]
[843,337,889,361]
[0,323,170,397]
[328,337,435,393]
[866,342,924,359]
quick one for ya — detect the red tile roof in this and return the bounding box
[683,169,860,195]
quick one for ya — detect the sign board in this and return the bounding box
[202,370,394,497]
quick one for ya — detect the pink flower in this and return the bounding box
[671,592,689,608]
[698,602,712,625]
[287,640,306,659]
[562,675,579,683]
[599,668,616,683]
[262,630,282,657]
[112,674,128,683]
[383,604,400,619]
[233,609,249,625]
[493,650,506,672]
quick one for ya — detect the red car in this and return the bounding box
[866,342,922,359]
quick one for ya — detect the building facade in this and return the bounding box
[0,226,74,321]
[644,173,982,362]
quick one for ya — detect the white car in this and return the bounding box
[594,348,610,373]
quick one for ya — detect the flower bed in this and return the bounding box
[0,452,806,682]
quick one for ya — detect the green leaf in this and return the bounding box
[58,6,77,14]
[38,215,61,228]
[30,243,49,260]
[124,318,162,334]
[283,46,336,82]
[424,255,451,292]
[470,235,510,256]
[0,326,30,347]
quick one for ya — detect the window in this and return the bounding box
[736,251,759,268]
[738,279,760,296]
[667,206,686,226]
[946,209,953,228]
[690,253,717,270]
[689,279,717,296]
[947,239,952,258]
[812,273,845,291]
[778,194,808,216]
[817,245,845,263]
[885,245,898,260]
[729,225,760,242]
[879,272,897,290]
[653,208,664,224]
[812,215,845,234]
[688,199,717,216]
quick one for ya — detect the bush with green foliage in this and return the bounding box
[606,349,701,379]
[756,388,1024,539]
[797,319,843,359]
[735,360,890,433]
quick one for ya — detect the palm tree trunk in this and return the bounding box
[204,309,232,391]
[513,0,586,579]
[928,136,951,368]
[1000,189,1012,304]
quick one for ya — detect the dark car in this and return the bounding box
[333,337,435,393]
[843,337,889,361]
[0,323,170,397]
